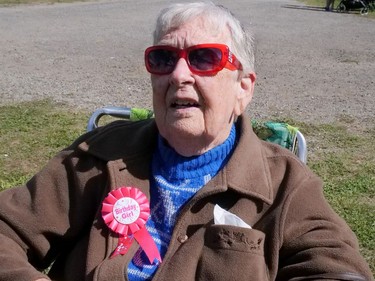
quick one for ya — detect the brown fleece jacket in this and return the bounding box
[0,115,373,281]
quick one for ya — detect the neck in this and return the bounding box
[163,128,234,157]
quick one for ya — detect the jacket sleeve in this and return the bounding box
[277,175,374,281]
[0,149,106,281]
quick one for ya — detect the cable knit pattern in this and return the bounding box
[127,125,237,280]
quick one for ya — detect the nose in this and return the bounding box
[169,58,195,85]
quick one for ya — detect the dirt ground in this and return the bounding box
[0,0,374,127]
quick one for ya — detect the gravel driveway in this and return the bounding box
[0,0,374,126]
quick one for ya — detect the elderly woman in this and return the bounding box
[0,2,373,281]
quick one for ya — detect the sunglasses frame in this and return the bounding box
[144,43,242,75]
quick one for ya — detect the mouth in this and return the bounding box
[171,100,200,109]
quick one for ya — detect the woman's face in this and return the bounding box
[151,17,255,156]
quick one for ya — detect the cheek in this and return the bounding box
[205,76,238,112]
[151,76,169,105]
[151,76,167,95]
[202,88,234,130]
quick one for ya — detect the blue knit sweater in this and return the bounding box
[127,125,237,280]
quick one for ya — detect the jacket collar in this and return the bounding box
[78,119,158,162]
[77,115,273,205]
[226,116,273,204]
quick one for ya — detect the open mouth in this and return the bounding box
[171,101,200,108]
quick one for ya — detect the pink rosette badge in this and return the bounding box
[101,186,162,264]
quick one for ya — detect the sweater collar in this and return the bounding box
[154,125,236,181]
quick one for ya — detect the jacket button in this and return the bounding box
[178,234,188,243]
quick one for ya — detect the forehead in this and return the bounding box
[157,17,232,48]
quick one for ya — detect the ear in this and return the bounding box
[234,72,256,116]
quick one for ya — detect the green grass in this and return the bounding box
[295,119,375,272]
[0,100,87,190]
[0,100,374,273]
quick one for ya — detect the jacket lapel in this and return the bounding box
[226,116,274,205]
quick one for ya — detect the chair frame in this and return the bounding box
[87,106,307,164]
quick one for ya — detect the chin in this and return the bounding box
[171,121,202,136]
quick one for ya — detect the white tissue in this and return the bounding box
[213,204,252,229]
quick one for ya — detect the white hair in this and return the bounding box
[153,1,255,73]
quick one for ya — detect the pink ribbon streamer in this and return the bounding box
[134,227,162,263]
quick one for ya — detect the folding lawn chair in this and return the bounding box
[87,106,307,164]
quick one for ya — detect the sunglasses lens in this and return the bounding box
[147,49,178,74]
[188,47,223,71]
[145,45,229,75]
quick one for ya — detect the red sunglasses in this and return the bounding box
[144,43,242,75]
